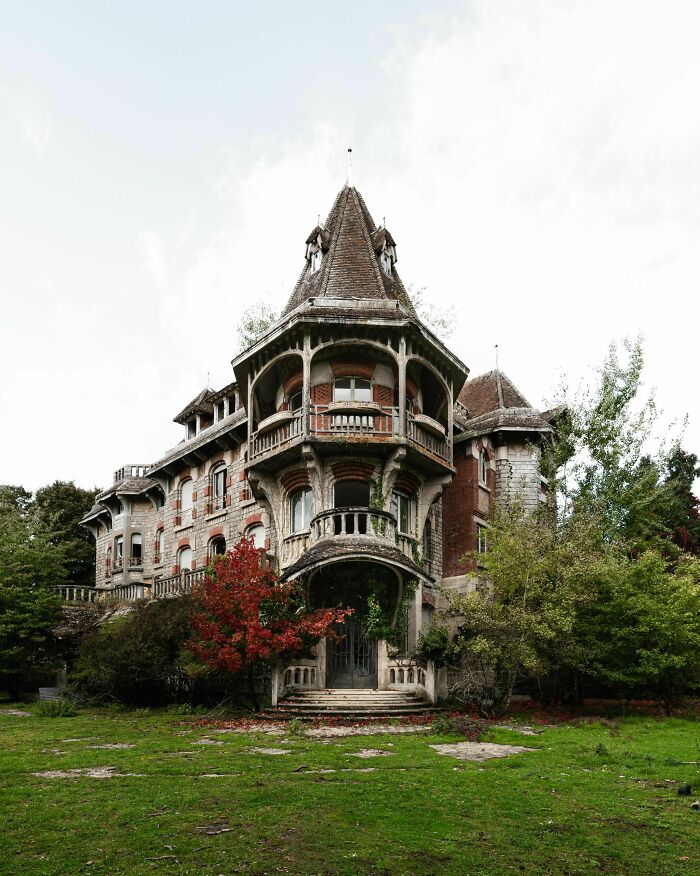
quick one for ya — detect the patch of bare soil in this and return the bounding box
[195,819,232,835]
[0,709,31,717]
[493,724,544,736]
[247,747,292,755]
[33,767,145,779]
[86,743,135,750]
[429,741,537,762]
[62,737,101,742]
[306,724,427,738]
[191,738,224,746]
[350,748,395,758]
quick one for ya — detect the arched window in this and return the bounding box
[115,535,124,568]
[105,545,112,575]
[246,524,266,550]
[290,487,313,533]
[479,448,488,485]
[180,479,193,523]
[209,536,226,561]
[178,546,193,572]
[130,533,142,565]
[211,464,227,512]
[155,528,165,564]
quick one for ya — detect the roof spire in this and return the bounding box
[347,147,352,186]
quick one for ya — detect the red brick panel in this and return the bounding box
[245,512,262,527]
[283,373,303,395]
[373,384,393,405]
[332,462,374,482]
[329,359,375,380]
[311,383,332,404]
[280,469,310,493]
[440,451,477,577]
[395,471,420,496]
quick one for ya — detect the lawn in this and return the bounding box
[1,705,700,876]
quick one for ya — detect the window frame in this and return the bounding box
[332,376,372,404]
[211,464,227,511]
[479,448,489,486]
[246,523,266,550]
[290,487,313,533]
[391,490,415,536]
[476,523,488,556]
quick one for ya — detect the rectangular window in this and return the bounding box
[291,489,313,532]
[289,390,302,411]
[187,420,197,439]
[227,394,237,415]
[477,524,488,555]
[215,401,225,421]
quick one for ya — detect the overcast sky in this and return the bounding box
[1,0,697,492]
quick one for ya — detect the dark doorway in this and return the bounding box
[326,619,378,688]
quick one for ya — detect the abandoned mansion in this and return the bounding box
[78,184,555,702]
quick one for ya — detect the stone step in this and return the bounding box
[267,688,436,720]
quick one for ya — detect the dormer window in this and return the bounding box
[310,248,322,273]
[187,419,197,439]
[227,394,237,415]
[380,250,393,275]
[215,400,225,421]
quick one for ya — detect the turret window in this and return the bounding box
[130,533,142,565]
[333,377,371,403]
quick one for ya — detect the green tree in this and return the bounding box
[34,481,99,587]
[578,551,700,714]
[0,498,65,697]
[661,448,700,555]
[443,504,607,716]
[235,301,279,352]
[543,338,672,550]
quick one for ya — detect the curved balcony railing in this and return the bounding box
[153,568,206,598]
[248,405,451,464]
[310,507,397,545]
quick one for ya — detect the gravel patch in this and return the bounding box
[86,743,136,750]
[191,738,224,746]
[430,741,537,762]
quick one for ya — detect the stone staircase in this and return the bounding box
[268,688,436,720]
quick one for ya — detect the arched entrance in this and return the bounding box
[309,562,401,689]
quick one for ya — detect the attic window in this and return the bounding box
[187,419,197,439]
[380,250,392,275]
[310,248,322,273]
[227,394,237,415]
[215,401,225,421]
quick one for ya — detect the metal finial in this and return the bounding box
[494,345,499,372]
[347,147,352,186]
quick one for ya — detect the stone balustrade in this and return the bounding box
[310,507,397,545]
[53,586,100,604]
[282,531,310,564]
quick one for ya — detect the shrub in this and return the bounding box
[36,698,77,717]
[413,626,459,668]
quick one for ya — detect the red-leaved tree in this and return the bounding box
[188,537,351,707]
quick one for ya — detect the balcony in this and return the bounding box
[310,507,397,544]
[248,405,450,464]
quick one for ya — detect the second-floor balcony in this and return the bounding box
[280,507,419,568]
[249,405,450,465]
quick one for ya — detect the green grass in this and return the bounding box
[2,706,700,875]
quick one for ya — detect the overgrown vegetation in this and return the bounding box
[437,339,700,717]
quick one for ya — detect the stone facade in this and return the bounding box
[79,184,554,698]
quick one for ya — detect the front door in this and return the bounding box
[326,619,378,688]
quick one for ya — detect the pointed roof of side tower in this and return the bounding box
[455,369,552,440]
[457,370,531,418]
[282,185,416,317]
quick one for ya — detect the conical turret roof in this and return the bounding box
[282,185,416,316]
